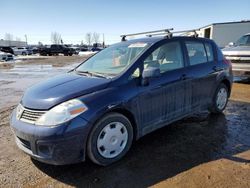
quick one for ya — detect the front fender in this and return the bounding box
[78,84,140,138]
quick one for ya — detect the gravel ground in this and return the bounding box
[0,57,249,187]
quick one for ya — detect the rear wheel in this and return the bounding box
[209,83,229,113]
[87,113,133,166]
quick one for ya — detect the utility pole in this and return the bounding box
[24,34,28,46]
[102,33,105,48]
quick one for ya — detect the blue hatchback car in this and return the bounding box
[10,30,233,166]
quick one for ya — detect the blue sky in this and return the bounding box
[1,0,250,44]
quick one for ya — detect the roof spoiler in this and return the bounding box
[120,28,200,41]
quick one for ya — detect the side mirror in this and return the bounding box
[228,42,235,46]
[141,67,160,86]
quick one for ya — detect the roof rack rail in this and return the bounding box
[120,28,200,41]
[147,29,200,38]
[173,29,200,37]
[120,28,173,41]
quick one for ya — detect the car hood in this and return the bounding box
[21,73,111,110]
[222,46,250,56]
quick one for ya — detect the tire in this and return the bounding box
[22,52,27,56]
[87,113,133,166]
[209,83,229,114]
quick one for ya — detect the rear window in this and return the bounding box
[185,41,207,65]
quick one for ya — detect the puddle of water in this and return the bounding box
[0,64,76,77]
[0,63,79,109]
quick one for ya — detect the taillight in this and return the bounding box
[223,58,232,67]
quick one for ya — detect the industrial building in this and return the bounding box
[196,20,250,48]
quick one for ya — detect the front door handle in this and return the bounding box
[180,74,187,80]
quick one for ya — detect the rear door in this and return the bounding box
[184,39,218,111]
[136,40,191,135]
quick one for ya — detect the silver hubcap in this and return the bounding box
[216,88,228,110]
[97,122,128,158]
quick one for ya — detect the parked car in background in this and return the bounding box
[25,47,34,55]
[12,47,30,56]
[91,47,103,52]
[39,44,75,56]
[222,33,250,77]
[0,51,14,61]
[31,47,39,54]
[0,47,14,54]
[10,30,233,166]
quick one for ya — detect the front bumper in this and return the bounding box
[10,109,91,165]
[230,62,250,77]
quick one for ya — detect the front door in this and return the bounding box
[136,40,190,135]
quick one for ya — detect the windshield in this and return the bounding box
[235,35,250,46]
[76,42,149,77]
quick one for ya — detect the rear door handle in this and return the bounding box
[180,74,187,80]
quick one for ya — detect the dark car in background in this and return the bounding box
[10,30,233,166]
[222,33,250,77]
[0,46,14,54]
[91,47,103,52]
[39,44,75,56]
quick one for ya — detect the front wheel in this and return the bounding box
[87,113,133,166]
[209,83,229,114]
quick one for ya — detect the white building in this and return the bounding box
[196,20,250,48]
[0,39,27,47]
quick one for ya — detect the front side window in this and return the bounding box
[235,35,250,46]
[76,42,149,77]
[143,41,184,73]
[185,41,207,65]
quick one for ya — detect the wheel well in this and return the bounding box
[221,79,231,95]
[111,108,138,141]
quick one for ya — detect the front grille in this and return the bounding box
[17,136,31,150]
[20,108,46,124]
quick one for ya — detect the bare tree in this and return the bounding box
[85,32,93,47]
[4,33,13,41]
[51,32,62,44]
[93,32,100,44]
[38,41,43,46]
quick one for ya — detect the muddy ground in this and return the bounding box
[0,57,250,188]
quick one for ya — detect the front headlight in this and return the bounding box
[36,99,88,126]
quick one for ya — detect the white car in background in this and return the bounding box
[0,51,14,61]
[222,33,250,77]
[12,47,29,56]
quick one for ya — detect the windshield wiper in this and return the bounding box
[75,70,111,79]
[91,71,112,79]
[75,70,93,77]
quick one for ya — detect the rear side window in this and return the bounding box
[216,45,224,61]
[204,43,214,62]
[185,41,207,65]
